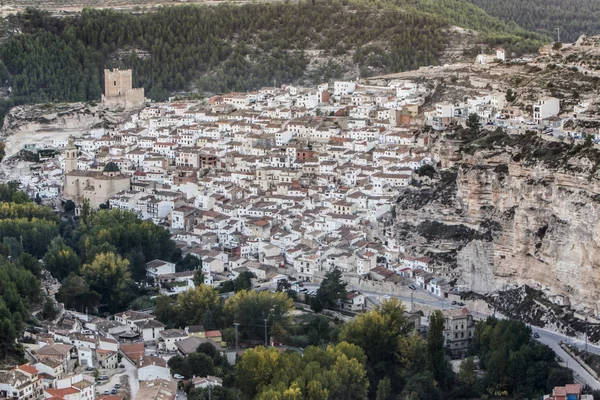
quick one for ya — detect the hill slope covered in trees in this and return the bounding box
[466,0,600,43]
[0,0,547,125]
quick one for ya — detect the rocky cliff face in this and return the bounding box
[397,129,600,313]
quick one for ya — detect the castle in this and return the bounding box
[63,139,130,208]
[102,68,145,109]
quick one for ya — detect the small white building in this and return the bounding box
[159,329,188,352]
[146,260,176,279]
[496,47,506,61]
[77,347,94,368]
[333,81,357,96]
[135,320,166,342]
[138,356,171,382]
[534,97,560,124]
[192,375,223,389]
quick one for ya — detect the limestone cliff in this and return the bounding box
[396,129,600,313]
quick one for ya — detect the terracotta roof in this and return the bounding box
[45,387,80,397]
[17,364,38,375]
[121,343,145,361]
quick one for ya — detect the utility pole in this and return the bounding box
[208,386,212,400]
[264,319,268,347]
[556,27,561,43]
[234,323,240,355]
[410,292,414,312]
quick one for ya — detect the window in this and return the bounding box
[114,81,117,86]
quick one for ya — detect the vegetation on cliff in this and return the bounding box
[466,0,600,43]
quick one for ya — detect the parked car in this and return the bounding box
[173,374,184,380]
[298,282,304,287]
[114,384,120,389]
[533,332,540,339]
[104,390,110,395]
[86,367,94,371]
[119,364,125,368]
[408,285,416,290]
[111,389,118,394]
[451,300,457,305]
[382,295,391,299]
[457,302,465,306]
[98,375,109,381]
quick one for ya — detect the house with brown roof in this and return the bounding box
[120,343,145,364]
[134,378,177,400]
[341,290,365,312]
[36,344,74,369]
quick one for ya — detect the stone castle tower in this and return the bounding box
[102,68,145,109]
[104,68,133,97]
[64,138,77,174]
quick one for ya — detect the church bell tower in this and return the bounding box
[65,138,77,174]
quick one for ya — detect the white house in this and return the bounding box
[146,260,176,279]
[192,376,223,389]
[77,347,94,368]
[333,81,357,96]
[138,356,171,382]
[135,320,165,342]
[534,97,560,124]
[159,329,188,352]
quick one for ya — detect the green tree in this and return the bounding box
[56,273,101,312]
[63,200,75,213]
[154,295,177,327]
[176,253,199,272]
[339,299,414,394]
[401,371,443,400]
[458,357,475,386]
[236,346,283,399]
[234,271,253,292]
[80,197,92,227]
[426,310,449,386]
[314,268,347,310]
[376,377,391,400]
[11,191,30,204]
[223,290,293,342]
[506,88,516,102]
[43,237,81,281]
[193,269,205,286]
[175,284,219,326]
[81,252,134,312]
[466,113,481,131]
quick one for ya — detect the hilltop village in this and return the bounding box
[5,33,600,400]
[12,55,574,299]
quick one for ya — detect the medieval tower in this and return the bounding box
[102,68,145,109]
[104,68,133,97]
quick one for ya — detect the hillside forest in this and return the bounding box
[0,0,549,126]
[467,0,600,43]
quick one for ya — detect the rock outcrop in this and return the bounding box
[397,129,600,313]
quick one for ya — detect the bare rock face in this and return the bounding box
[0,102,127,159]
[397,129,600,312]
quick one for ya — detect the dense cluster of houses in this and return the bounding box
[0,309,226,400]
[17,80,453,293]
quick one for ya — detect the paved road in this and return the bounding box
[533,328,600,390]
[95,357,139,398]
